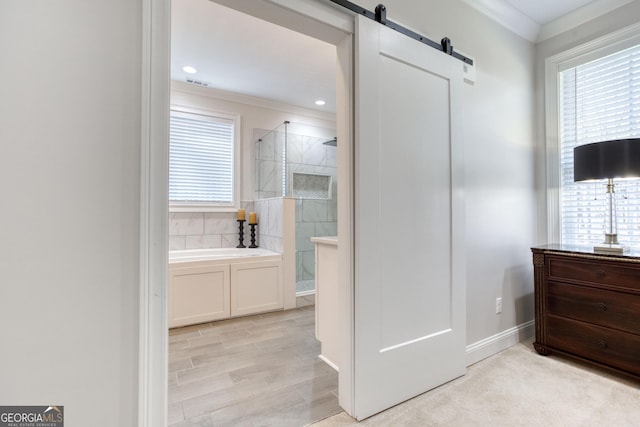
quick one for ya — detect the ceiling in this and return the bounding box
[171,0,632,113]
[171,0,337,113]
[506,0,601,24]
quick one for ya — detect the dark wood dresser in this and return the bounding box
[532,244,640,380]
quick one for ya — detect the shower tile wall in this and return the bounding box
[291,135,338,287]
[254,126,337,293]
[253,197,284,253]
[296,199,337,283]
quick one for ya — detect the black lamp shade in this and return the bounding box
[574,138,640,182]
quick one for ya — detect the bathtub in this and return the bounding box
[169,247,281,264]
[168,247,283,328]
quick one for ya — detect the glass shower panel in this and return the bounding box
[255,121,338,295]
[254,122,286,200]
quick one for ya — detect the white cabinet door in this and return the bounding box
[168,264,230,328]
[230,259,283,317]
[353,15,467,419]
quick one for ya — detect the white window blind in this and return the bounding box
[559,43,640,247]
[169,111,235,206]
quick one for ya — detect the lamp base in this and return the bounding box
[593,243,629,254]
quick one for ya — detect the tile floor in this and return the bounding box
[168,305,341,426]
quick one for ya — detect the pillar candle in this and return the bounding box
[237,209,246,221]
[249,212,257,225]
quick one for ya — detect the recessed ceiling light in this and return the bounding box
[315,100,326,106]
[183,66,197,74]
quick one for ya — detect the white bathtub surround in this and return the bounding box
[168,247,283,328]
[169,247,279,263]
[168,201,254,250]
[253,197,284,253]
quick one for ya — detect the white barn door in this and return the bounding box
[353,15,467,419]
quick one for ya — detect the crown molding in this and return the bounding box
[461,0,540,42]
[462,0,636,43]
[537,0,637,42]
[170,80,336,122]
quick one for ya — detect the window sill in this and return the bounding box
[169,204,239,213]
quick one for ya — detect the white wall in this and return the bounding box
[0,1,140,425]
[355,0,537,347]
[0,0,555,422]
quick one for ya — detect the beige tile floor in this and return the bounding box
[168,305,341,426]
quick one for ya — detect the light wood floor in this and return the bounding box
[168,305,341,426]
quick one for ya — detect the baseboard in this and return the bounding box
[466,320,535,366]
[318,354,339,372]
[296,290,316,297]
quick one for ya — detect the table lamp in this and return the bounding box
[574,138,640,254]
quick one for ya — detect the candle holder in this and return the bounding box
[249,223,258,248]
[236,220,246,248]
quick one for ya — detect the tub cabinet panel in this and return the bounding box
[231,260,283,317]
[169,264,230,328]
[168,249,284,328]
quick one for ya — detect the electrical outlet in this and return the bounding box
[495,297,502,314]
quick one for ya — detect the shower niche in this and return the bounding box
[254,121,337,295]
[291,172,332,199]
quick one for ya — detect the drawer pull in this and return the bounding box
[596,302,607,311]
[596,269,606,278]
[597,340,608,349]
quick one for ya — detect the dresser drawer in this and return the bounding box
[547,256,640,291]
[547,282,640,335]
[547,316,640,376]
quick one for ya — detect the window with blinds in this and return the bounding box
[169,110,236,207]
[559,43,640,246]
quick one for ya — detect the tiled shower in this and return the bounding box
[254,121,337,295]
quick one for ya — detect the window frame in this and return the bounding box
[544,22,640,243]
[168,105,241,213]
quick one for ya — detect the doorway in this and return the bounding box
[169,1,352,421]
[140,1,355,425]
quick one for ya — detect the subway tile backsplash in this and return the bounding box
[169,212,204,236]
[169,202,254,250]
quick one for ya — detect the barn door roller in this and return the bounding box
[329,0,473,66]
